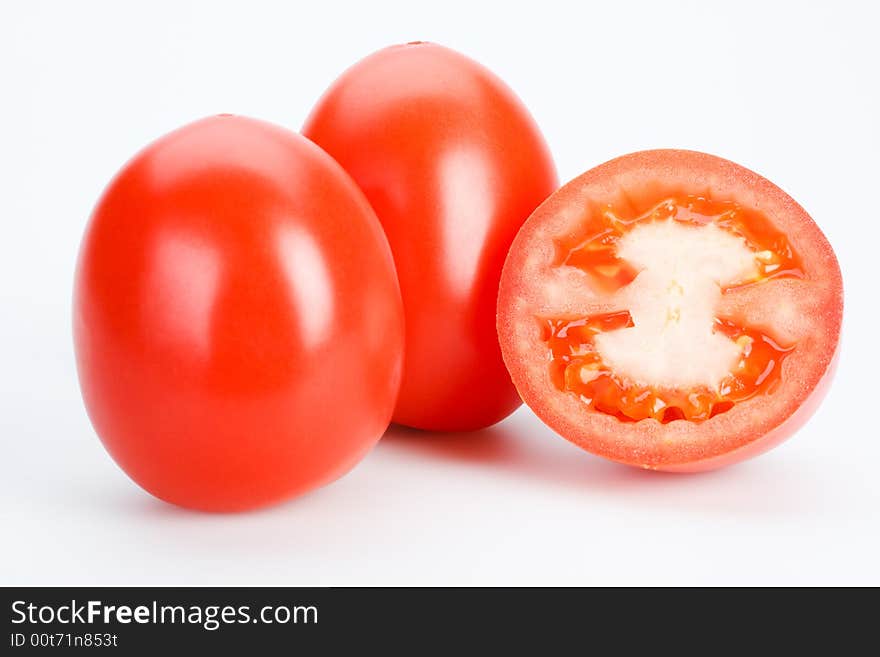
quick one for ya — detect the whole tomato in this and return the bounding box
[74,115,404,511]
[304,42,558,431]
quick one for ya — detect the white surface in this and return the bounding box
[1,0,878,586]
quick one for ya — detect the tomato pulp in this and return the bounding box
[497,150,842,471]
[74,116,404,510]
[303,42,558,431]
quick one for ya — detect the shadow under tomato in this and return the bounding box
[381,419,690,490]
[377,413,827,517]
[378,422,627,487]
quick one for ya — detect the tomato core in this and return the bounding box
[541,194,802,424]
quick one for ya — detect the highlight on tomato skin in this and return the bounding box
[496,149,843,472]
[73,115,405,511]
[303,41,558,432]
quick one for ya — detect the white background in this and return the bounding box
[2,0,878,586]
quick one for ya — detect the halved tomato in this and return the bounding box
[497,150,842,472]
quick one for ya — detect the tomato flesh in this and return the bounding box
[542,194,800,424]
[556,194,804,293]
[543,313,794,424]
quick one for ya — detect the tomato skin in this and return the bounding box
[497,150,843,471]
[662,347,840,472]
[73,115,404,511]
[303,42,558,431]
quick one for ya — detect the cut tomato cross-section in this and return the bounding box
[497,150,842,472]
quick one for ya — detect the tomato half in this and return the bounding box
[73,115,404,511]
[497,150,842,471]
[303,42,558,431]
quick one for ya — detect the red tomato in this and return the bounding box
[497,150,842,471]
[74,115,404,511]
[303,42,557,431]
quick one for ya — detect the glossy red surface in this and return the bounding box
[74,115,404,510]
[304,42,558,431]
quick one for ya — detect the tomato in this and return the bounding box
[497,150,842,472]
[73,115,404,511]
[303,42,557,431]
